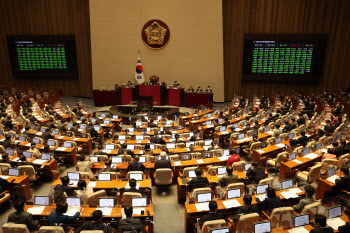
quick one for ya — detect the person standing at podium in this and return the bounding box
[205,86,212,93]
[196,86,203,92]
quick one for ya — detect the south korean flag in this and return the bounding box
[135,55,145,84]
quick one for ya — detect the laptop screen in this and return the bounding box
[188,170,196,178]
[129,173,143,181]
[34,196,50,206]
[206,121,212,126]
[275,137,282,144]
[328,206,342,219]
[166,143,175,149]
[80,124,87,130]
[294,214,310,228]
[104,120,111,125]
[265,126,269,132]
[128,128,134,132]
[316,143,323,151]
[47,140,55,146]
[238,134,244,140]
[91,118,96,123]
[136,121,142,126]
[166,120,172,125]
[9,168,19,177]
[52,129,59,135]
[289,153,296,161]
[23,151,32,158]
[99,198,114,208]
[113,115,118,119]
[217,167,227,175]
[63,141,72,148]
[136,135,144,140]
[327,167,336,177]
[223,149,230,156]
[245,163,251,171]
[281,179,293,190]
[181,154,192,161]
[94,125,101,131]
[289,133,294,139]
[139,156,146,163]
[118,135,126,140]
[254,222,271,233]
[6,149,14,156]
[150,144,155,150]
[205,140,212,146]
[90,156,98,163]
[67,172,80,181]
[66,197,81,207]
[112,156,123,164]
[30,125,36,130]
[256,184,269,195]
[105,144,115,150]
[157,155,169,160]
[67,123,73,128]
[127,144,135,150]
[303,148,310,155]
[33,138,40,144]
[131,197,147,207]
[227,188,241,199]
[260,142,267,149]
[40,127,46,133]
[211,228,230,233]
[220,126,226,132]
[197,193,212,203]
[98,173,111,181]
[19,136,26,142]
[202,152,213,159]
[207,113,212,118]
[146,127,151,132]
[41,153,51,160]
[101,113,106,118]
[186,141,195,148]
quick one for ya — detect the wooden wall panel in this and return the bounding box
[223,0,350,101]
[0,0,92,97]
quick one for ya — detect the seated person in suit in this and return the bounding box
[187,86,194,92]
[246,161,266,184]
[236,195,259,215]
[199,201,225,225]
[2,135,13,148]
[283,120,293,132]
[310,214,334,233]
[314,128,325,141]
[296,130,309,147]
[103,159,118,173]
[118,205,145,233]
[18,154,44,174]
[293,186,315,212]
[94,145,107,155]
[0,153,11,164]
[339,208,350,233]
[257,187,281,210]
[75,180,94,204]
[76,210,112,232]
[219,166,238,187]
[55,176,76,196]
[226,148,241,166]
[205,86,212,93]
[187,167,209,191]
[324,120,334,134]
[77,155,95,178]
[48,201,80,226]
[273,124,282,137]
[297,113,305,126]
[128,155,146,172]
[42,128,54,141]
[155,152,171,170]
[124,178,143,195]
[7,198,39,231]
[332,141,344,158]
[196,86,203,92]
[4,116,13,130]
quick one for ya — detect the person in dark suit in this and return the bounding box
[199,201,225,225]
[219,166,238,187]
[297,113,305,126]
[57,120,68,133]
[2,135,13,148]
[309,214,334,233]
[118,206,144,233]
[47,119,56,130]
[333,103,343,116]
[291,118,298,129]
[127,156,145,172]
[296,131,309,147]
[314,128,325,141]
[155,152,171,170]
[332,141,343,158]
[0,153,11,164]
[55,176,76,196]
[282,120,293,133]
[324,120,334,134]
[187,86,195,92]
[257,187,281,210]
[189,131,200,141]
[75,210,106,232]
[69,122,79,135]
[7,198,39,231]
[187,167,209,191]
[246,162,266,184]
[293,186,315,212]
[338,208,350,233]
[196,86,203,92]
[86,123,97,138]
[236,195,259,215]
[42,128,54,141]
[265,113,274,123]
[150,131,166,144]
[4,116,13,130]
[324,167,350,201]
[48,202,80,226]
[124,178,143,195]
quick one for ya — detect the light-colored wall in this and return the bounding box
[90,0,224,102]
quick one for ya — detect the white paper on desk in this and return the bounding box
[36,132,43,136]
[64,207,80,216]
[276,143,285,148]
[88,182,96,188]
[326,145,333,149]
[27,206,45,215]
[288,226,309,233]
[221,131,229,135]
[222,199,241,208]
[288,188,302,194]
[136,140,142,143]
[68,180,78,186]
[78,129,83,132]
[235,128,242,131]
[257,194,266,202]
[33,159,47,164]
[58,136,64,139]
[12,158,20,162]
[321,149,328,153]
[96,208,112,216]
[195,202,210,212]
[56,147,66,151]
[174,161,181,166]
[236,139,244,143]
[292,159,303,164]
[14,140,20,144]
[73,138,79,141]
[305,153,318,160]
[168,139,176,142]
[0,138,5,142]
[280,191,299,199]
[138,150,144,154]
[327,217,346,230]
[125,183,140,189]
[256,149,265,154]
[133,208,145,215]
[196,159,204,164]
[326,175,339,184]
[172,131,178,134]
[119,141,125,144]
[218,156,229,161]
[203,146,210,150]
[0,175,9,179]
[267,131,274,135]
[102,150,112,154]
[25,143,31,146]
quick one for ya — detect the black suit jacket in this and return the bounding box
[338,221,350,233]
[76,221,105,233]
[199,212,224,225]
[309,227,334,233]
[155,159,172,170]
[236,204,259,215]
[187,176,209,190]
[42,132,54,141]
[246,167,266,184]
[118,217,144,232]
[283,124,293,132]
[297,135,309,146]
[257,196,281,210]
[4,120,13,129]
[297,118,305,125]
[8,211,39,231]
[335,174,350,191]
[128,162,145,172]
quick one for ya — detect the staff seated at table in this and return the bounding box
[310,214,334,233]
[150,131,166,144]
[256,187,280,211]
[7,198,39,231]
[236,194,259,215]
[246,162,266,184]
[48,201,80,226]
[55,175,75,196]
[118,205,145,233]
[296,130,309,147]
[187,167,209,191]
[128,155,146,172]
[293,185,315,212]
[199,201,225,225]
[103,159,118,173]
[124,178,144,195]
[219,166,238,187]
[2,135,13,148]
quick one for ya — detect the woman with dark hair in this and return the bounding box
[256,187,280,210]
[76,180,94,205]
[48,201,80,226]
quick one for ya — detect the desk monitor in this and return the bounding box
[181,154,192,161]
[188,170,196,178]
[101,113,106,118]
[52,129,59,135]
[139,156,146,163]
[281,179,293,190]
[223,149,230,156]
[184,112,189,116]
[206,121,212,126]
[131,197,147,207]
[218,118,223,123]
[127,144,135,150]
[118,135,126,141]
[275,137,282,144]
[66,197,81,207]
[235,147,240,154]
[328,206,342,219]
[105,144,115,150]
[7,133,14,139]
[6,149,14,156]
[135,121,142,126]
[264,126,270,132]
[63,141,72,148]
[303,148,310,155]
[129,173,143,181]
[94,125,101,131]
[261,114,265,120]
[112,156,123,164]
[189,132,194,137]
[171,134,176,139]
[128,128,135,132]
[243,121,247,126]
[144,116,148,120]
[40,127,46,133]
[254,221,271,233]
[91,118,97,123]
[23,151,32,159]
[166,143,175,149]
[159,127,164,132]
[211,228,230,233]
[34,196,50,206]
[207,113,212,118]
[288,153,296,161]
[9,168,20,177]
[67,123,73,128]
[197,193,212,203]
[217,167,227,175]
[41,153,51,160]
[316,143,323,151]
[146,127,151,132]
[98,173,111,181]
[33,138,40,144]
[186,141,195,148]
[150,144,155,150]
[113,115,118,119]
[166,120,172,125]
[157,155,169,160]
[67,172,80,181]
[90,156,98,163]
[157,116,162,120]
[256,184,269,195]
[0,130,3,136]
[338,134,342,140]
[104,120,110,125]
[220,126,226,132]
[202,151,213,159]
[136,135,144,140]
[289,133,294,139]
[238,133,245,140]
[80,124,87,130]
[294,214,310,228]
[19,135,26,142]
[260,142,267,149]
[327,167,336,177]
[99,198,115,208]
[245,163,251,171]
[30,125,36,130]
[47,140,55,146]
[227,188,241,199]
[205,139,213,146]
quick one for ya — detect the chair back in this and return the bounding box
[207,166,220,176]
[169,154,180,161]
[339,153,350,168]
[236,213,259,233]
[193,187,212,201]
[258,177,274,186]
[34,137,44,144]
[191,152,202,159]
[293,146,304,156]
[301,202,321,219]
[227,182,245,194]
[250,142,261,155]
[270,207,294,228]
[201,219,227,233]
[0,163,11,175]
[2,223,30,233]
[322,159,338,169]
[38,226,65,233]
[267,137,276,146]
[275,152,288,168]
[232,161,246,172]
[183,167,197,177]
[87,190,107,206]
[155,168,172,185]
[280,133,288,141]
[307,164,322,183]
[122,192,142,205]
[18,165,37,181]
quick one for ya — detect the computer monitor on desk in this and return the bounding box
[294,214,310,228]
[105,144,115,150]
[132,197,147,207]
[202,151,213,159]
[281,179,293,190]
[328,206,342,219]
[254,221,271,233]
[316,142,323,151]
[112,156,122,164]
[197,193,212,203]
[98,173,111,181]
[275,137,282,144]
[129,173,143,181]
[289,133,294,139]
[186,141,195,148]
[227,189,241,199]
[244,163,251,171]
[217,167,227,175]
[166,143,175,149]
[66,197,81,207]
[127,144,135,150]
[99,198,115,208]
[288,153,296,161]
[67,172,80,181]
[118,135,126,141]
[205,139,212,146]
[63,141,72,148]
[136,135,144,140]
[327,167,336,177]
[303,148,310,156]
[90,156,98,163]
[188,170,196,178]
[238,134,244,140]
[9,168,19,177]
[256,184,269,195]
[211,228,230,233]
[34,196,50,206]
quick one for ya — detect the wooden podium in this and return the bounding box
[137,96,154,112]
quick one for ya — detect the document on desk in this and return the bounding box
[235,128,242,131]
[96,208,112,216]
[56,147,66,151]
[196,159,204,164]
[327,217,345,230]
[276,143,286,148]
[321,149,328,153]
[218,156,229,161]
[102,149,112,154]
[27,206,45,215]
[64,207,80,216]
[88,182,96,188]
[256,149,265,154]
[68,180,78,187]
[203,146,211,150]
[256,194,266,202]
[12,158,20,162]
[58,136,64,139]
[73,138,79,141]
[292,159,303,164]
[133,208,145,215]
[195,203,210,212]
[305,153,318,160]
[288,226,309,233]
[220,131,229,135]
[280,191,299,199]
[326,175,339,184]
[168,139,176,142]
[174,161,181,166]
[267,131,274,135]
[25,143,31,146]
[0,175,10,180]
[78,129,83,132]
[33,159,47,164]
[222,199,241,208]
[288,188,302,194]
[139,150,144,154]
[125,183,140,189]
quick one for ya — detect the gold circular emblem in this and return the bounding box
[141,19,170,49]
